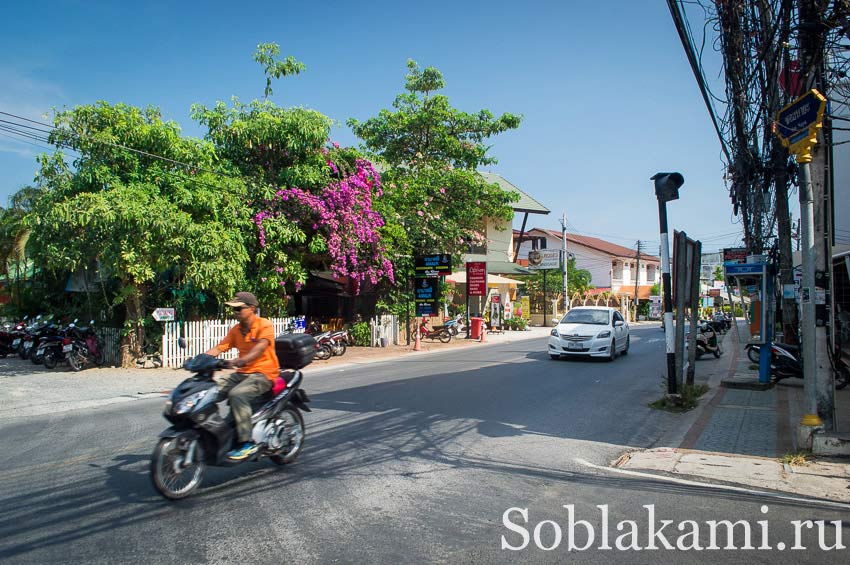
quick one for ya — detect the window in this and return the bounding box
[613,311,624,324]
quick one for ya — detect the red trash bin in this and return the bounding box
[470,317,484,340]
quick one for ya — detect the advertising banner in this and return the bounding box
[467,261,487,296]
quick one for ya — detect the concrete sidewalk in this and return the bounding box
[619,320,850,503]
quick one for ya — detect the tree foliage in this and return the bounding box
[349,60,523,300]
[27,102,250,362]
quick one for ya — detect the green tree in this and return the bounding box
[349,60,523,310]
[29,102,250,365]
[253,42,306,101]
[713,265,724,281]
[0,186,40,310]
[517,257,592,311]
[192,44,392,309]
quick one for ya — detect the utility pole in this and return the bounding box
[560,212,569,313]
[634,240,642,320]
[796,0,834,430]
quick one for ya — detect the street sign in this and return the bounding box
[466,262,487,296]
[152,308,175,322]
[527,249,561,270]
[725,263,765,276]
[415,254,451,276]
[775,89,827,160]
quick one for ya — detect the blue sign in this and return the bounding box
[725,263,765,276]
[776,91,823,140]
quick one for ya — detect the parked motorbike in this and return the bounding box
[417,319,452,343]
[65,320,104,371]
[150,333,314,500]
[18,315,46,360]
[695,322,722,359]
[0,316,28,357]
[443,314,464,336]
[31,319,68,367]
[310,331,334,360]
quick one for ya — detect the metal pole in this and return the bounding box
[543,270,548,327]
[658,199,677,394]
[561,212,569,313]
[798,160,821,426]
[686,240,701,386]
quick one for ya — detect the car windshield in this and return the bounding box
[560,309,610,325]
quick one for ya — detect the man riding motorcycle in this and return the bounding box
[204,291,280,461]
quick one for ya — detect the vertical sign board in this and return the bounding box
[414,277,440,316]
[466,262,487,296]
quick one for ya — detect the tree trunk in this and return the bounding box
[120,284,146,368]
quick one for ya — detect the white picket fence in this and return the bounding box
[160,315,401,367]
[371,315,400,347]
[161,316,305,368]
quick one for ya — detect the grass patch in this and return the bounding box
[779,452,811,466]
[649,383,710,413]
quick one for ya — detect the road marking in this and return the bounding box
[574,457,850,510]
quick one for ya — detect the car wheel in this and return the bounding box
[621,335,630,355]
[607,339,616,362]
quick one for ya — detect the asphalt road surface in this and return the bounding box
[0,326,846,563]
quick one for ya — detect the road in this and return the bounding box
[0,326,845,563]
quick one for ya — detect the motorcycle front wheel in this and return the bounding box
[269,407,306,465]
[150,436,206,500]
[331,341,347,357]
[68,352,83,372]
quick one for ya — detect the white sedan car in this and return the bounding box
[548,306,630,361]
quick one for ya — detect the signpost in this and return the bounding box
[722,247,748,264]
[152,308,176,322]
[465,261,487,339]
[528,249,562,325]
[415,254,452,277]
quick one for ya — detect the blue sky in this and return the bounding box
[0,0,745,253]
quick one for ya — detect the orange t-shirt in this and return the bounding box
[216,317,280,381]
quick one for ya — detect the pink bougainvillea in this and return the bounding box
[253,157,394,293]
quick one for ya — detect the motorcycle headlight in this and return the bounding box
[175,390,209,414]
[597,330,611,338]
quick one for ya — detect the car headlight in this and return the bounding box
[550,329,559,337]
[175,390,209,414]
[597,330,611,338]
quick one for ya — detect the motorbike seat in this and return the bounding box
[776,343,800,354]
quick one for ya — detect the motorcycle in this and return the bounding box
[327,330,349,357]
[0,316,28,357]
[695,322,722,359]
[31,320,68,367]
[65,320,104,371]
[18,315,46,360]
[442,314,464,336]
[417,319,452,343]
[150,333,315,500]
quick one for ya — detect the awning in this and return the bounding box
[446,271,525,285]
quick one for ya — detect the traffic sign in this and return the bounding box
[152,308,176,322]
[774,89,827,161]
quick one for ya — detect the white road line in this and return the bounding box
[574,458,850,510]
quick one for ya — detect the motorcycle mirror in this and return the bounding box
[90,320,95,325]
[178,337,187,350]
[73,318,78,323]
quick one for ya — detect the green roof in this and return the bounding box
[480,172,550,215]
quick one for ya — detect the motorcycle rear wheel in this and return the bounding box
[43,350,58,369]
[151,436,206,500]
[315,344,332,361]
[269,407,306,465]
[438,330,451,343]
[747,346,760,363]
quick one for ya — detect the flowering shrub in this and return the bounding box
[253,154,394,293]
